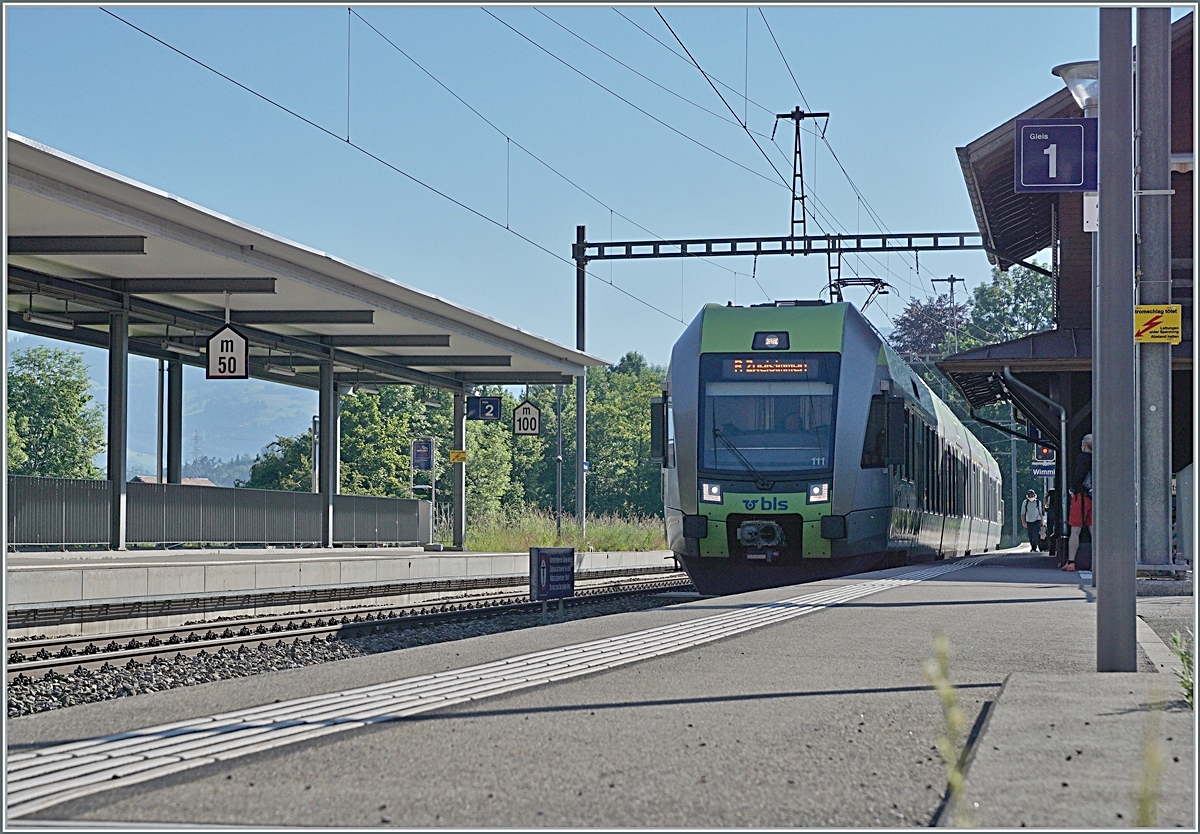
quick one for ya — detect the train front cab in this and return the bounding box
[657,302,886,593]
[656,302,1001,595]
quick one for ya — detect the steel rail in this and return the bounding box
[7,575,691,681]
[7,564,677,632]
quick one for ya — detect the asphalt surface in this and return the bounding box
[6,551,1193,828]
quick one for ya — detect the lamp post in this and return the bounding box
[1059,10,1138,673]
[1052,59,1099,591]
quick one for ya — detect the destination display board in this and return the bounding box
[723,356,817,377]
[530,547,575,601]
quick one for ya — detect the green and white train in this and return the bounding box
[651,300,1002,595]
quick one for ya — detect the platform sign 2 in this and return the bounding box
[513,400,541,436]
[206,325,248,379]
[466,395,501,421]
[1014,118,1097,193]
[530,547,575,601]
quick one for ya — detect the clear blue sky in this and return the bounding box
[3,5,1184,461]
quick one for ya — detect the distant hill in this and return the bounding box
[7,333,317,470]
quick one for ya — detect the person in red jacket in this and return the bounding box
[1064,433,1093,571]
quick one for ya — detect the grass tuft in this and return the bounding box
[451,505,667,553]
[923,631,972,827]
[1166,628,1194,709]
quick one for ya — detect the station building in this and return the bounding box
[5,132,606,552]
[937,14,1193,514]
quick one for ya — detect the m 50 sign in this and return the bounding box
[207,325,249,379]
[1014,118,1097,192]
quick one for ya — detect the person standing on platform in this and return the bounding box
[1021,489,1044,551]
[1064,433,1093,571]
[1044,488,1062,562]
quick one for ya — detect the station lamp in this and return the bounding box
[1052,61,1099,117]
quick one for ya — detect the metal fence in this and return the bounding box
[333,494,430,546]
[7,476,110,546]
[8,476,432,549]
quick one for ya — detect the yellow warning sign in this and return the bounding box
[1134,304,1182,344]
[449,449,467,464]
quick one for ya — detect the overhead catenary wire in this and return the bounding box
[613,8,779,121]
[758,9,934,289]
[100,7,689,326]
[654,8,789,185]
[614,4,1002,340]
[533,9,775,138]
[485,8,979,323]
[628,6,977,332]
[753,8,1013,344]
[482,8,786,191]
[350,7,768,302]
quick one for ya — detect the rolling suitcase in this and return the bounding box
[1074,542,1092,572]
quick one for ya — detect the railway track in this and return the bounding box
[7,572,693,681]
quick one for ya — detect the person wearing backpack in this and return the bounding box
[1064,433,1093,571]
[1021,489,1045,551]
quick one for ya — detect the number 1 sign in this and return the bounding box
[1014,118,1097,193]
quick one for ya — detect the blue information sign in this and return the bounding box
[1031,462,1057,479]
[530,547,575,601]
[411,438,434,471]
[582,461,590,473]
[466,396,501,421]
[1014,118,1097,192]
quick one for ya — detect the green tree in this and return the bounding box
[962,264,1055,349]
[241,431,314,492]
[237,354,667,528]
[889,294,971,357]
[583,352,666,516]
[7,346,105,478]
[7,409,28,472]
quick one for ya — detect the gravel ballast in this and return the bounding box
[7,593,687,718]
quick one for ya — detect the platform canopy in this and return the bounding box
[6,133,608,392]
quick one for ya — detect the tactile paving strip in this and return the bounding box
[7,557,986,818]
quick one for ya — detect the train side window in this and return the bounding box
[861,395,887,468]
[666,397,676,469]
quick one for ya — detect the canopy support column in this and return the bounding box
[452,392,466,548]
[319,359,337,547]
[1095,7,1137,672]
[107,311,129,550]
[1136,6,1173,569]
[166,360,183,484]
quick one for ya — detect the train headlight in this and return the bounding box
[701,482,723,504]
[807,482,830,503]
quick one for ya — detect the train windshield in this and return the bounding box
[699,353,840,474]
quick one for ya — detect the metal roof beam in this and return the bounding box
[8,162,598,373]
[80,277,276,294]
[457,372,577,384]
[8,235,146,254]
[327,334,450,347]
[386,355,511,367]
[229,310,373,325]
[8,266,464,391]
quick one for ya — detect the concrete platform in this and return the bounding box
[5,549,676,636]
[5,548,1193,827]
